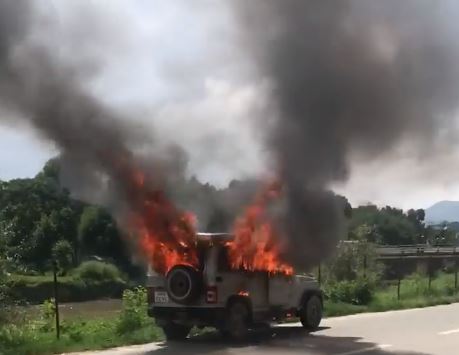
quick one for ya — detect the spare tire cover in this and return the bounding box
[166,265,201,304]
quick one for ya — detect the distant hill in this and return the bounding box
[425,201,459,223]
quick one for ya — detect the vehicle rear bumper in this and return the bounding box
[149,306,226,327]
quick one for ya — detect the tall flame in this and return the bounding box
[124,165,198,275]
[117,155,291,276]
[228,181,293,275]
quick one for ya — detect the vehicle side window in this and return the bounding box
[196,245,206,272]
[218,246,230,271]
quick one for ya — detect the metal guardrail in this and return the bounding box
[376,245,458,259]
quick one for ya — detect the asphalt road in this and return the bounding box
[71,303,459,355]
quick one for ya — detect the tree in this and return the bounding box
[349,205,421,245]
[0,162,81,271]
[336,195,353,219]
[324,241,380,282]
[52,240,74,275]
[77,206,127,265]
[350,223,381,243]
[36,157,61,182]
[416,209,425,222]
[0,234,11,323]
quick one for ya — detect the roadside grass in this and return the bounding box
[323,301,367,317]
[0,317,163,355]
[0,287,161,355]
[7,262,128,304]
[13,299,123,324]
[2,274,459,354]
[325,272,459,317]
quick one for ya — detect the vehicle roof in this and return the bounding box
[196,232,234,242]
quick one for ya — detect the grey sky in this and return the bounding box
[1,0,459,210]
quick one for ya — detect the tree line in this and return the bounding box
[0,159,454,276]
[0,159,128,274]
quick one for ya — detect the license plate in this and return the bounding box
[154,291,169,303]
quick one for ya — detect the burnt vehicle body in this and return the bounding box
[147,233,323,340]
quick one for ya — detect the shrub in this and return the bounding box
[39,299,56,331]
[116,287,149,334]
[0,324,28,350]
[326,278,376,305]
[74,261,123,282]
[0,256,12,324]
[323,241,382,283]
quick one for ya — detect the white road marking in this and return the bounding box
[336,344,392,355]
[438,328,459,335]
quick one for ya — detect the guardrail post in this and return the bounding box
[428,257,432,291]
[363,254,367,278]
[397,256,402,301]
[455,256,458,292]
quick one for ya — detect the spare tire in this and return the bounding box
[166,265,202,304]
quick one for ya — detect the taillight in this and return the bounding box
[146,287,155,303]
[206,286,218,304]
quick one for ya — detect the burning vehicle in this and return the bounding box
[141,181,323,340]
[146,232,323,341]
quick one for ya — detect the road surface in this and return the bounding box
[71,303,459,355]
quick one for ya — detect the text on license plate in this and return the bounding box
[154,291,169,303]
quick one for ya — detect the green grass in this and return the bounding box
[7,271,127,304]
[9,274,74,284]
[324,301,367,317]
[1,287,161,355]
[2,274,459,354]
[325,272,459,317]
[0,317,163,355]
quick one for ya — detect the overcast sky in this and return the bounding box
[1,0,459,210]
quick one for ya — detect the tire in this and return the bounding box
[166,265,202,304]
[162,322,192,341]
[223,300,251,341]
[300,294,322,331]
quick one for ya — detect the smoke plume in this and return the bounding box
[0,0,198,265]
[233,0,459,269]
[3,0,459,272]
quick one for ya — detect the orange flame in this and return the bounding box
[115,152,292,276]
[228,181,293,275]
[125,168,198,275]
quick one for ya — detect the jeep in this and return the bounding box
[146,233,323,340]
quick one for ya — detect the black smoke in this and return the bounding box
[0,0,261,259]
[233,0,459,269]
[3,0,459,272]
[0,0,198,264]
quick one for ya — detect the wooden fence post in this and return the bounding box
[52,260,60,340]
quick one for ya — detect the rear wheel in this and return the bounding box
[162,322,192,341]
[300,295,322,331]
[222,300,250,340]
[166,265,201,304]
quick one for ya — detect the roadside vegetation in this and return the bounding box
[324,272,459,317]
[322,242,459,316]
[2,272,458,354]
[0,288,162,355]
[7,261,128,303]
[2,159,459,353]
